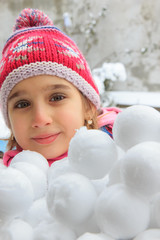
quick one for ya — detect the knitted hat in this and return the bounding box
[0,8,100,127]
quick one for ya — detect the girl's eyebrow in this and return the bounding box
[8,91,26,102]
[42,84,71,92]
[8,84,71,102]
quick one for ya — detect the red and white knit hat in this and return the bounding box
[0,8,100,127]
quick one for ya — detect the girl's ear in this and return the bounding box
[81,94,98,129]
[86,105,96,121]
[83,100,98,128]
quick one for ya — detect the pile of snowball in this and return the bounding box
[1,104,160,240]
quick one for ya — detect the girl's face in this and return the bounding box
[8,75,87,159]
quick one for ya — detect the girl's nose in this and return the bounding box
[31,105,53,128]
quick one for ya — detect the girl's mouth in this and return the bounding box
[32,133,60,144]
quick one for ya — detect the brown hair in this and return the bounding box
[6,134,18,151]
[0,151,4,158]
[81,94,99,130]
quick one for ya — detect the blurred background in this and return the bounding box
[0,0,160,92]
[0,0,160,151]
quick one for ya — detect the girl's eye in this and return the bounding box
[15,101,30,109]
[50,94,65,102]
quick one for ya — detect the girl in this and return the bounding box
[0,8,120,167]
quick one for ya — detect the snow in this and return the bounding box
[47,157,74,183]
[112,105,160,151]
[68,127,118,179]
[63,12,72,29]
[121,142,160,198]
[150,193,160,228]
[11,161,47,200]
[95,184,150,239]
[92,62,126,95]
[47,172,97,227]
[77,232,113,240]
[33,221,76,240]
[92,62,160,110]
[133,229,160,240]
[11,150,49,174]
[7,219,34,240]
[0,167,34,223]
[22,197,53,228]
[107,91,160,108]
[1,103,160,239]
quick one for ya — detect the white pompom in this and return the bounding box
[68,127,118,179]
[112,105,160,151]
[95,184,150,239]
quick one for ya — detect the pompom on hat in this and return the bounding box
[0,8,100,127]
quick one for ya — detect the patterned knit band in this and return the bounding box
[0,8,100,127]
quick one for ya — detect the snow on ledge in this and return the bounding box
[107,91,160,109]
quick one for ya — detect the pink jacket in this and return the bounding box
[3,107,121,167]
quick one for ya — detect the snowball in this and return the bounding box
[150,192,160,228]
[92,68,105,95]
[11,162,47,200]
[22,197,53,227]
[112,105,160,151]
[92,62,127,95]
[133,229,160,240]
[0,167,33,222]
[11,150,49,174]
[0,162,6,169]
[117,146,125,160]
[102,62,127,82]
[63,12,72,28]
[7,219,33,240]
[107,158,123,186]
[121,141,160,197]
[74,213,100,237]
[47,173,97,227]
[77,232,114,240]
[68,127,118,179]
[95,184,150,239]
[91,175,109,195]
[0,229,11,240]
[47,157,74,185]
[34,221,76,240]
